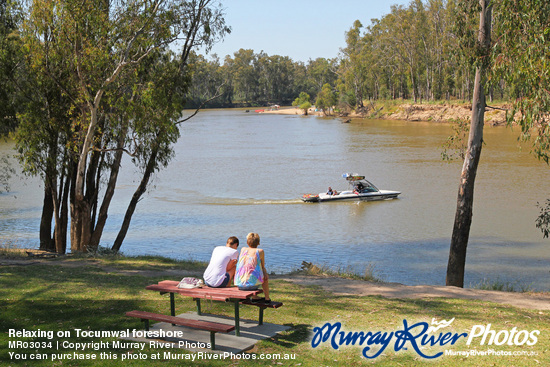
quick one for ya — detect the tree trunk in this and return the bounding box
[89,125,127,249]
[39,179,55,251]
[72,101,102,252]
[112,148,159,252]
[446,0,492,287]
[56,170,71,254]
[410,67,418,103]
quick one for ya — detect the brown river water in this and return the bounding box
[1,109,549,290]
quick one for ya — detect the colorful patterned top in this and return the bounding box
[235,248,264,288]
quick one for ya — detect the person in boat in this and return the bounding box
[203,236,239,288]
[235,232,272,304]
[327,187,333,195]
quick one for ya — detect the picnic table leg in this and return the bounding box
[169,293,177,326]
[234,300,240,336]
[210,332,215,350]
[170,293,175,316]
[259,306,264,325]
[195,298,202,315]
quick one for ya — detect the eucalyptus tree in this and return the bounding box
[17,0,229,253]
[230,48,258,104]
[0,0,21,198]
[315,83,337,116]
[0,0,21,135]
[292,92,311,115]
[370,14,407,99]
[339,20,367,108]
[262,54,299,104]
[446,0,492,288]
[360,30,383,101]
[219,56,235,105]
[389,1,428,103]
[492,0,550,163]
[16,0,81,252]
[306,57,338,95]
[186,52,225,107]
[491,0,550,239]
[429,0,456,100]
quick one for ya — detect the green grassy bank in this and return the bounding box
[1,254,548,366]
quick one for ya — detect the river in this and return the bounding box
[1,109,549,290]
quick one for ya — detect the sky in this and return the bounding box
[200,0,411,63]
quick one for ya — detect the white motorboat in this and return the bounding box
[301,173,400,203]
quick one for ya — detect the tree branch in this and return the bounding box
[175,82,225,125]
[485,104,508,111]
[91,146,137,158]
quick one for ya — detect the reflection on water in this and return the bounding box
[1,109,549,290]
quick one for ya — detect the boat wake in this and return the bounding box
[203,197,303,205]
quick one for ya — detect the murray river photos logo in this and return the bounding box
[311,318,540,359]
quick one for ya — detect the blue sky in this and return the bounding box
[201,0,411,62]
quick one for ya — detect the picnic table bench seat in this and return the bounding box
[125,310,234,350]
[142,280,284,335]
[239,300,283,308]
[239,299,283,325]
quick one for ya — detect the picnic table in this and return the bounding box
[143,280,282,336]
[144,280,258,336]
[126,280,284,349]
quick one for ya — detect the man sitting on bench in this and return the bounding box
[203,236,239,288]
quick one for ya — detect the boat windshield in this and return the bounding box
[342,174,379,193]
[351,180,378,193]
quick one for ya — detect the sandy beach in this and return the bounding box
[259,106,308,115]
[257,106,327,116]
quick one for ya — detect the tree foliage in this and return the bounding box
[315,83,336,116]
[14,0,229,253]
[292,92,311,115]
[446,0,550,287]
[492,0,550,162]
[185,49,334,108]
[182,0,546,115]
[536,199,550,239]
[0,0,22,135]
[184,0,475,109]
[491,0,550,240]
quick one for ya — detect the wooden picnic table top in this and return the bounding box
[145,280,262,302]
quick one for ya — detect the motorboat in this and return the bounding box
[301,173,400,203]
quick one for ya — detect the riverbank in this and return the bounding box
[259,101,509,126]
[2,252,549,309]
[1,254,548,366]
[380,102,507,125]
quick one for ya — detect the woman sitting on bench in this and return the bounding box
[235,232,271,304]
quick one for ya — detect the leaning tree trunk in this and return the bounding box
[446,0,492,287]
[111,148,159,252]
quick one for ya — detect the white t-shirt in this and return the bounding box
[203,246,238,287]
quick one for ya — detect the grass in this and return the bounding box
[472,278,534,293]
[0,240,28,259]
[67,252,208,273]
[1,253,548,366]
[292,261,382,282]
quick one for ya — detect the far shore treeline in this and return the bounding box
[184,0,537,111]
